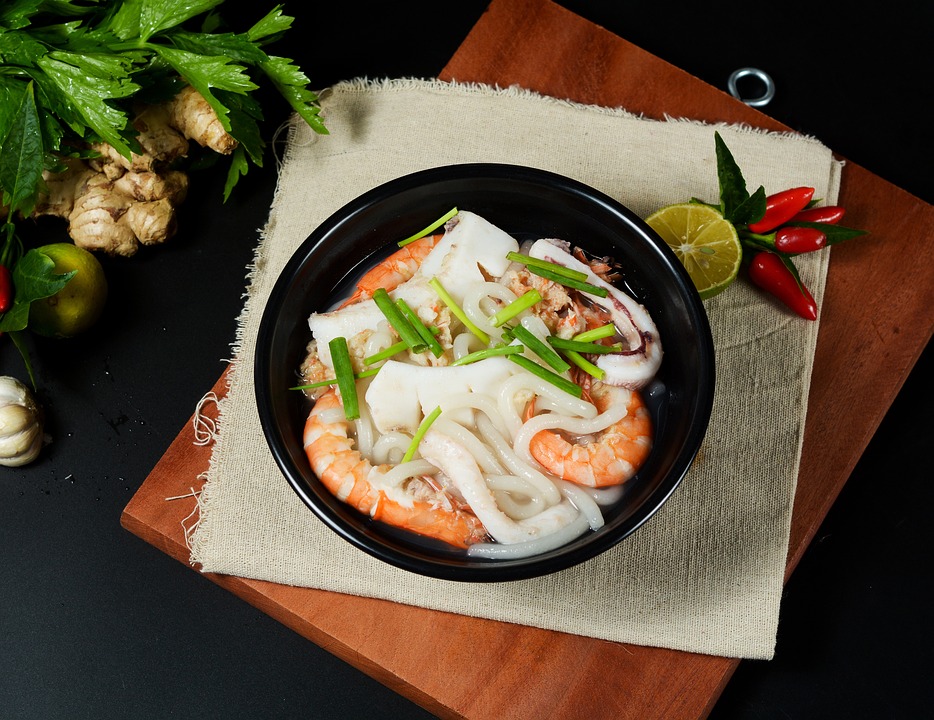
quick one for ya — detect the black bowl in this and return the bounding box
[255,163,714,582]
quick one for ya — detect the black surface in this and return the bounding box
[2,2,931,719]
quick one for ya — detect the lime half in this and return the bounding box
[646,203,741,300]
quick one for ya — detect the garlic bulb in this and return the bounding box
[0,376,44,467]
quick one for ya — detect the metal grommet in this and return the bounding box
[727,67,775,108]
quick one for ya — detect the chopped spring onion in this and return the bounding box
[364,339,407,366]
[489,289,542,327]
[290,367,380,391]
[564,350,605,381]
[396,298,444,358]
[573,323,617,343]
[372,287,426,351]
[505,251,589,281]
[450,344,523,366]
[509,355,583,398]
[401,406,443,463]
[364,326,441,366]
[397,207,458,247]
[527,265,609,298]
[546,336,623,354]
[428,277,490,344]
[329,337,360,420]
[510,324,570,373]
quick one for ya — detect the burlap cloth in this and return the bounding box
[189,78,842,660]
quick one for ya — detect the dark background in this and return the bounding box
[2,2,931,718]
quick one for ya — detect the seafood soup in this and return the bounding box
[296,209,664,560]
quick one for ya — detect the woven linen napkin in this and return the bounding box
[189,78,841,660]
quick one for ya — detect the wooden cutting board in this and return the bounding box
[121,1,934,718]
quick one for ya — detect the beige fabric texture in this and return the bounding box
[189,78,842,660]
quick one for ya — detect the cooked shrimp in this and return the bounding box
[304,388,489,548]
[339,233,442,308]
[527,381,652,487]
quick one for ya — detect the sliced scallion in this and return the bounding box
[372,287,426,351]
[364,339,407,366]
[573,323,617,343]
[527,265,609,298]
[510,324,570,373]
[489,289,542,327]
[505,251,589,281]
[450,344,523,366]
[564,350,605,381]
[328,336,360,419]
[396,298,444,358]
[508,355,583,398]
[401,406,443,463]
[546,336,623,354]
[428,277,490,344]
[397,207,458,247]
[290,366,381,390]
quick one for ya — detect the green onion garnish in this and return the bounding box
[510,324,570,373]
[329,337,360,420]
[508,355,583,398]
[450,344,523,366]
[428,277,490,344]
[527,265,609,298]
[401,406,443,463]
[372,287,426,351]
[396,298,444,358]
[364,339,407,366]
[290,367,381,391]
[546,336,623,354]
[563,350,605,381]
[397,207,458,247]
[573,323,617,343]
[489,289,542,327]
[505,251,589,281]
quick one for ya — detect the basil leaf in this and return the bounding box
[731,185,767,227]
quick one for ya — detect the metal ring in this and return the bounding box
[727,67,775,108]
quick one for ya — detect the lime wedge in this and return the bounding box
[645,203,741,300]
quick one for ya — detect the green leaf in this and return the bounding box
[216,88,263,163]
[731,185,766,227]
[0,81,44,219]
[247,6,293,43]
[0,248,75,333]
[138,0,225,42]
[714,131,750,224]
[0,0,44,30]
[0,27,49,64]
[36,53,139,157]
[261,55,327,134]
[787,220,869,246]
[167,29,269,65]
[222,145,248,201]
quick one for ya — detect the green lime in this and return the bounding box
[645,203,742,300]
[30,243,108,338]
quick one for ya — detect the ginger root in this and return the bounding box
[33,84,235,257]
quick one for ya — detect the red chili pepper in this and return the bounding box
[748,251,817,320]
[774,226,827,254]
[790,205,845,224]
[747,186,815,234]
[0,264,13,314]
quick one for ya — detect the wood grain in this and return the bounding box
[122,1,934,718]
